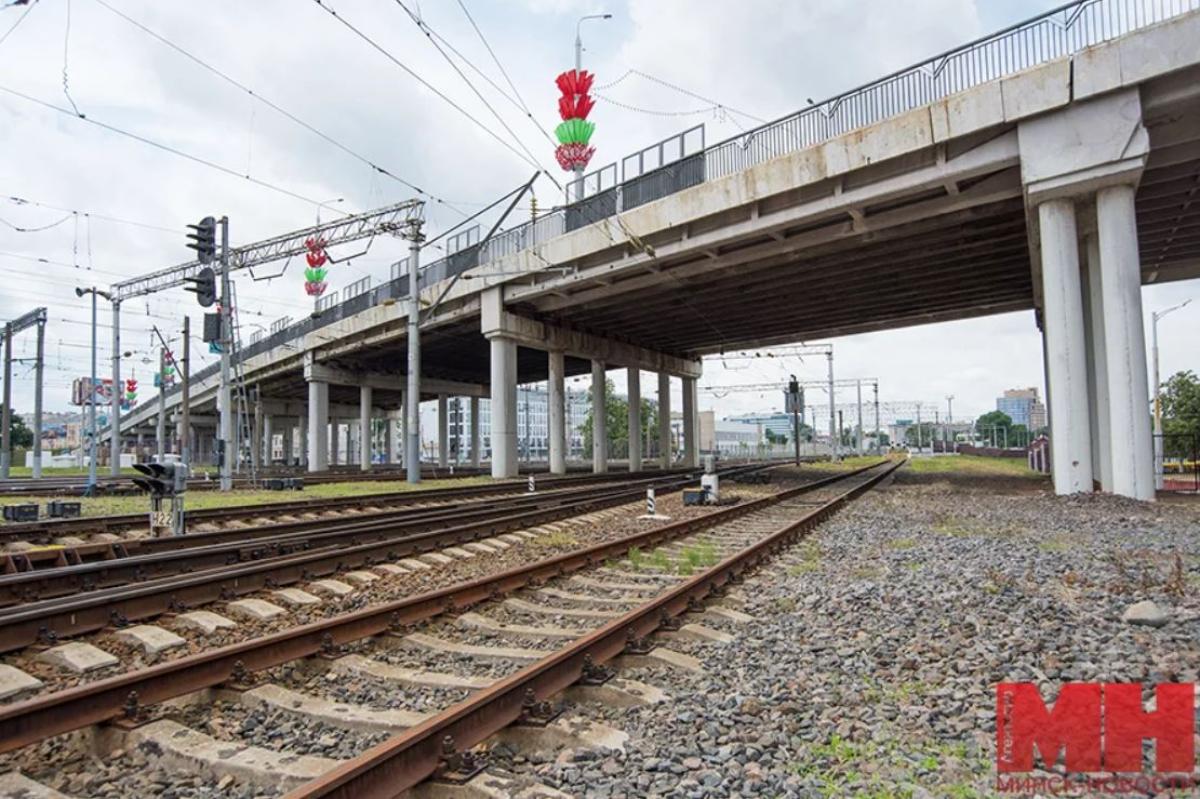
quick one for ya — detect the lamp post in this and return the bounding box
[75,286,113,496]
[572,13,611,190]
[1152,298,1191,489]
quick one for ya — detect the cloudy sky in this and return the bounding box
[0,0,1196,428]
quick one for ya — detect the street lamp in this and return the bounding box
[316,197,344,226]
[1152,298,1191,489]
[571,13,612,192]
[75,286,113,496]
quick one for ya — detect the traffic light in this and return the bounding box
[183,266,217,307]
[132,462,188,496]
[186,216,217,265]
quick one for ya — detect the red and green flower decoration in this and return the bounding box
[304,236,329,297]
[555,69,596,171]
[123,376,137,411]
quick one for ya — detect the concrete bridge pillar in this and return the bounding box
[298,414,307,468]
[591,360,607,473]
[1097,184,1154,501]
[359,387,373,471]
[627,367,642,472]
[548,351,566,475]
[1038,199,1094,495]
[437,394,449,468]
[469,396,481,468]
[489,336,519,479]
[658,372,672,469]
[262,414,273,468]
[398,393,407,469]
[383,416,394,465]
[330,421,340,466]
[307,381,328,472]
[1082,235,1113,492]
[682,376,699,469]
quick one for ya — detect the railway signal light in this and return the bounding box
[132,462,188,497]
[186,216,217,265]
[184,266,217,307]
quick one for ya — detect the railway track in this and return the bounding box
[0,467,696,543]
[0,466,771,651]
[0,458,900,798]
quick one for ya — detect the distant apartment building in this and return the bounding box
[996,387,1047,430]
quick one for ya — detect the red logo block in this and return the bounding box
[997,682,1195,774]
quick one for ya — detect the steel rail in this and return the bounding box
[0,466,769,650]
[0,460,885,753]
[285,458,904,799]
[0,467,695,540]
[0,469,721,608]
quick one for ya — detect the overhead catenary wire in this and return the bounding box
[0,83,351,211]
[89,0,470,219]
[4,194,180,233]
[310,0,544,174]
[0,0,35,50]
[595,68,767,124]
[394,0,551,175]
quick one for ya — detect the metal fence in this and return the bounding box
[1156,432,1199,491]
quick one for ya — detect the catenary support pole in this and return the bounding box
[32,317,44,479]
[110,301,121,475]
[1,322,10,478]
[218,216,233,491]
[856,379,864,456]
[156,348,166,461]
[405,219,424,483]
[827,351,837,461]
[437,394,448,468]
[180,316,190,468]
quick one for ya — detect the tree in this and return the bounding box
[580,379,660,456]
[1161,370,1200,459]
[903,422,937,448]
[764,429,788,446]
[975,410,1014,445]
[0,408,33,449]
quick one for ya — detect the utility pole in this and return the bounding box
[827,350,837,461]
[855,379,864,456]
[935,409,941,452]
[946,394,955,454]
[87,291,97,492]
[32,314,44,479]
[916,402,923,454]
[788,375,801,466]
[873,382,880,454]
[405,217,424,484]
[156,347,166,461]
[218,216,233,491]
[181,316,190,468]
[110,301,122,475]
[0,322,10,479]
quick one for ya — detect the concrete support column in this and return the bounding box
[1097,184,1154,501]
[548,351,566,475]
[682,376,699,468]
[298,413,307,468]
[489,336,518,478]
[591,360,607,473]
[469,396,481,468]
[281,421,293,465]
[398,392,407,468]
[262,415,273,467]
[359,386,373,471]
[330,421,339,467]
[1083,234,1113,491]
[1038,199,1093,494]
[307,381,328,472]
[437,394,449,468]
[384,417,394,465]
[627,367,642,472]
[658,372,672,469]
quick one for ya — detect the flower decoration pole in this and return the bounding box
[304,236,330,311]
[123,376,137,412]
[555,68,596,187]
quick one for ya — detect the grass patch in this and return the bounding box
[788,541,822,576]
[789,733,986,799]
[888,537,917,550]
[529,530,578,549]
[628,547,644,569]
[0,476,495,524]
[651,548,672,572]
[1038,536,1070,552]
[903,454,1042,478]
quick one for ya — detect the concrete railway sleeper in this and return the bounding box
[0,459,900,799]
[0,465,774,652]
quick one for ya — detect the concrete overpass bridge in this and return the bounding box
[116,0,1200,501]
